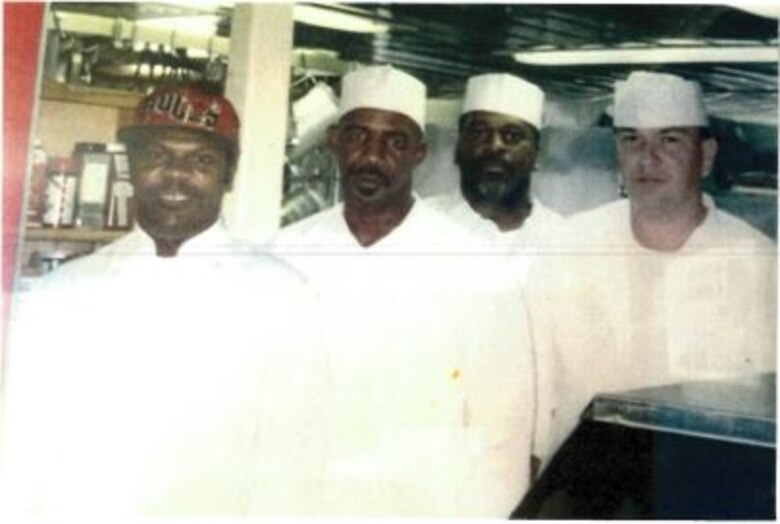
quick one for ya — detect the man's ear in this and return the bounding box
[411,139,428,167]
[617,169,626,193]
[700,137,718,179]
[223,164,237,192]
[325,124,340,153]
[125,147,140,185]
[530,141,543,171]
[211,145,237,191]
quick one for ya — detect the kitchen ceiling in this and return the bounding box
[292,3,778,125]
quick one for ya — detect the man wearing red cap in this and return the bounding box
[116,84,241,257]
[1,84,328,515]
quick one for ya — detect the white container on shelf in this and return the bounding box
[42,157,79,228]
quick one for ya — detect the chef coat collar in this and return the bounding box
[122,217,235,256]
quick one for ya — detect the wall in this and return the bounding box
[36,100,123,156]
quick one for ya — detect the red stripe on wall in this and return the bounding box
[3,3,45,350]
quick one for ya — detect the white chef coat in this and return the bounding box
[528,196,777,465]
[273,198,536,517]
[1,222,329,516]
[426,191,566,284]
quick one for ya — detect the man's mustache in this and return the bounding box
[143,180,199,197]
[347,165,389,182]
[472,153,512,173]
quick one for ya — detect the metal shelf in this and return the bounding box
[41,81,144,109]
[25,227,127,243]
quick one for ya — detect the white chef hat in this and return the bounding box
[461,73,545,129]
[338,65,427,131]
[614,71,708,128]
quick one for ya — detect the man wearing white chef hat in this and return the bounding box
[527,70,777,469]
[612,70,716,220]
[274,65,537,517]
[428,73,564,281]
[276,64,435,249]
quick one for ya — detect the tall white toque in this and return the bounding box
[461,73,546,129]
[338,64,427,131]
[614,71,708,128]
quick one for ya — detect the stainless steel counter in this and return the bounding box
[514,373,776,519]
[589,373,775,447]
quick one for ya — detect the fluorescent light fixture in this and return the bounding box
[293,4,389,33]
[513,46,779,66]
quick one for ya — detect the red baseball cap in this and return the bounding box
[118,84,240,152]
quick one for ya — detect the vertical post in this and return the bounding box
[222,3,294,245]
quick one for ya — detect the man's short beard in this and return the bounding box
[458,160,532,211]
